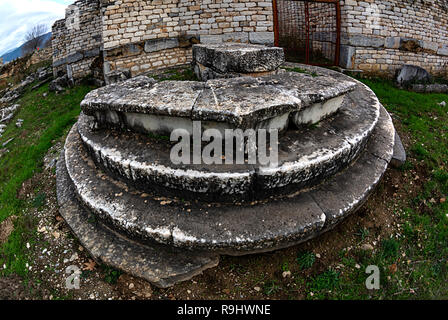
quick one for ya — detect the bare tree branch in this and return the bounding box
[22,24,48,55]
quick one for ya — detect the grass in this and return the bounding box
[102,266,122,285]
[0,79,94,276]
[0,65,447,300]
[314,77,448,299]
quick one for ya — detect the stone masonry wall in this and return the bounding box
[52,0,448,82]
[100,0,275,80]
[30,47,53,65]
[276,1,337,63]
[339,0,448,77]
[52,0,102,80]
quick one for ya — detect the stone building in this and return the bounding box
[52,0,448,84]
[338,0,448,77]
[30,47,53,65]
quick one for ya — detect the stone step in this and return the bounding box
[56,152,219,288]
[62,105,394,255]
[80,70,357,136]
[77,82,379,201]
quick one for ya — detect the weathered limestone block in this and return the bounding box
[56,153,219,289]
[192,43,285,81]
[57,62,397,288]
[104,69,131,85]
[391,132,406,168]
[76,78,378,201]
[249,32,275,45]
[61,102,394,256]
[410,83,448,94]
[347,35,385,48]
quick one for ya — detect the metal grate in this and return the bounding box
[273,0,340,66]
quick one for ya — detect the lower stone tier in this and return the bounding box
[56,154,219,288]
[59,105,395,256]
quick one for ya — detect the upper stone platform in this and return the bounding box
[81,72,357,135]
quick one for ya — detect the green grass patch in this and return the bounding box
[0,82,94,276]
[153,68,198,82]
[32,192,46,208]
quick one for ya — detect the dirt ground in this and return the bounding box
[0,119,418,300]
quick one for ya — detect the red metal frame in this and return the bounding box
[272,0,341,66]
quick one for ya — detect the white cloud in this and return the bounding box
[0,0,71,56]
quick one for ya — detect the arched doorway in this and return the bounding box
[273,0,341,66]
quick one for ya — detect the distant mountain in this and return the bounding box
[1,32,52,63]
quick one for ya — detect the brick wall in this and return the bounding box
[52,0,102,80]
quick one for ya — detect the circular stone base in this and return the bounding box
[77,76,378,201]
[58,105,394,259]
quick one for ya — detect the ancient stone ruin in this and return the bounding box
[52,0,448,86]
[56,43,396,287]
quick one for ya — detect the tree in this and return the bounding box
[22,24,48,55]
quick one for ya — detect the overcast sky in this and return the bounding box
[0,0,73,56]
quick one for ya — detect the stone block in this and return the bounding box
[437,45,448,56]
[249,32,274,45]
[200,35,223,44]
[192,42,284,75]
[144,38,179,53]
[385,37,401,49]
[391,132,406,168]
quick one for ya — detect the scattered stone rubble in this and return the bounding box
[0,65,50,157]
[49,76,68,93]
[0,67,52,104]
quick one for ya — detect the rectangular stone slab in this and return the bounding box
[192,43,285,74]
[81,76,205,118]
